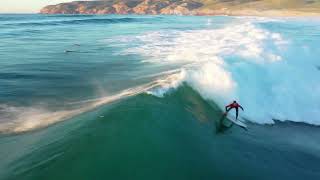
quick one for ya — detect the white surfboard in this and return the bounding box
[226,115,248,130]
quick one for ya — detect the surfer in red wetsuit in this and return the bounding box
[225,101,244,120]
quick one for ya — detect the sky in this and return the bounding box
[0,0,78,13]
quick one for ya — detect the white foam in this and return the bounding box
[119,22,287,65]
[184,61,236,103]
[113,18,320,125]
[146,72,185,97]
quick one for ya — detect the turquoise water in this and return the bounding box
[0,14,320,179]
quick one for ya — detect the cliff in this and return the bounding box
[40,0,320,16]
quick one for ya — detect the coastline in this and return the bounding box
[39,0,320,17]
[192,9,320,17]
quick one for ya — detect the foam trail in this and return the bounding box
[0,74,180,133]
[112,17,320,125]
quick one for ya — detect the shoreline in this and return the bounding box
[193,9,320,17]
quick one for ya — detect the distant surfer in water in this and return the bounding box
[225,101,244,120]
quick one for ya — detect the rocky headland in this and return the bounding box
[40,0,320,16]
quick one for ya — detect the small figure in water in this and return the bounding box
[225,101,244,120]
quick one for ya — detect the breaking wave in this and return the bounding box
[109,18,320,125]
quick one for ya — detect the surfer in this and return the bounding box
[64,50,74,53]
[225,101,244,120]
[217,100,246,132]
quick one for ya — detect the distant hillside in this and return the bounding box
[40,0,320,16]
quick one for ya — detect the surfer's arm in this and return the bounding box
[225,104,231,112]
[239,105,244,111]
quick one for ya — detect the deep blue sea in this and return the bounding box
[0,14,320,180]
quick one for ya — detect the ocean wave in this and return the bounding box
[45,14,98,18]
[2,16,319,133]
[4,17,141,26]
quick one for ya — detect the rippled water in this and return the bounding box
[0,14,320,180]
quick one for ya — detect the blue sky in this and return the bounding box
[0,0,77,13]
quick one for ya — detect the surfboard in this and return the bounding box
[226,114,248,130]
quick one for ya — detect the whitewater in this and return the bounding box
[106,16,320,125]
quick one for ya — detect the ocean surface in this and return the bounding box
[0,14,320,180]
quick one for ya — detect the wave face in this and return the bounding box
[2,85,320,180]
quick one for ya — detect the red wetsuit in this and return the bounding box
[225,102,244,120]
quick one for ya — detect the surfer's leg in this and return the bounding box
[236,108,239,120]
